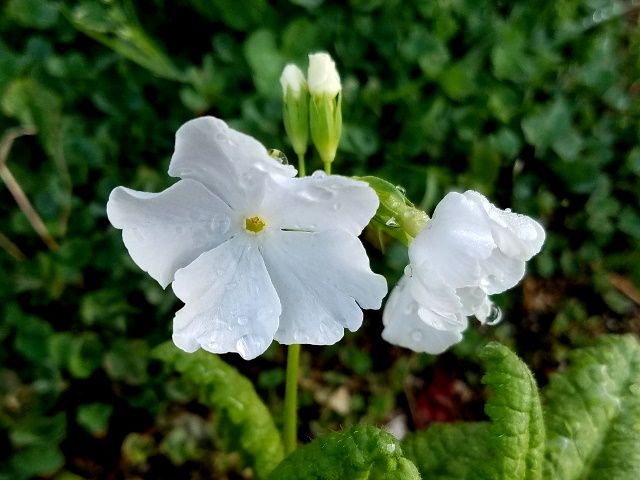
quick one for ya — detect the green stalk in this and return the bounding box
[283,343,301,454]
[297,153,306,177]
[324,161,332,175]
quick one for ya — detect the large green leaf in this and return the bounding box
[155,343,284,479]
[543,335,640,480]
[481,342,545,480]
[266,425,421,480]
[402,422,490,480]
[402,342,544,480]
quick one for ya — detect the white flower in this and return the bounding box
[107,117,387,360]
[382,190,545,354]
[307,52,341,97]
[280,64,306,98]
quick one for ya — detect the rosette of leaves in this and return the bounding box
[402,335,640,480]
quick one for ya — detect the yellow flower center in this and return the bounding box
[244,216,266,234]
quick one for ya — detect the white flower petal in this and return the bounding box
[308,52,341,96]
[106,179,235,288]
[171,235,281,360]
[479,249,526,294]
[261,230,387,345]
[382,276,467,354]
[410,192,495,290]
[262,171,379,236]
[168,117,296,210]
[463,190,545,260]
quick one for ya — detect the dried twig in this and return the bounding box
[0,127,60,252]
[0,231,26,261]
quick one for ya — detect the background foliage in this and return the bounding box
[0,0,638,478]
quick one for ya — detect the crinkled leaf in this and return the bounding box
[543,335,640,480]
[402,342,544,480]
[481,342,545,480]
[266,425,421,480]
[403,422,490,480]
[154,342,283,479]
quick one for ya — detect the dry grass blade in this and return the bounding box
[0,127,60,252]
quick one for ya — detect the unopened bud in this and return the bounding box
[308,52,342,167]
[280,64,309,158]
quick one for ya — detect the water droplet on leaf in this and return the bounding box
[395,185,406,195]
[385,217,399,228]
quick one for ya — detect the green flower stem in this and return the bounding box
[297,153,306,177]
[283,343,301,454]
[324,161,332,175]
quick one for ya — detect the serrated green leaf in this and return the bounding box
[403,422,491,480]
[266,425,421,480]
[154,342,284,479]
[481,342,544,480]
[543,335,640,480]
[402,343,544,480]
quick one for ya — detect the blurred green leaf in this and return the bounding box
[77,403,113,437]
[155,342,284,478]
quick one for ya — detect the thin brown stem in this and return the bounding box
[0,231,26,261]
[0,127,60,251]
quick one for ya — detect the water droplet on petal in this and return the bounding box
[267,148,289,165]
[311,170,326,179]
[237,316,248,326]
[411,330,423,342]
[404,303,417,315]
[210,213,231,235]
[385,217,400,228]
[332,203,341,211]
[236,335,268,359]
[404,265,413,276]
[395,185,406,195]
[486,304,503,326]
[298,186,334,201]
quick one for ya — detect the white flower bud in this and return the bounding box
[280,64,309,159]
[280,64,306,98]
[307,52,341,97]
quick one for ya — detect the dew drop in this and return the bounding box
[395,185,406,195]
[299,186,334,201]
[386,443,396,453]
[404,303,417,315]
[411,330,423,342]
[236,335,268,359]
[385,217,400,228]
[486,304,503,326]
[311,170,326,179]
[210,213,231,235]
[268,148,289,165]
[403,265,413,276]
